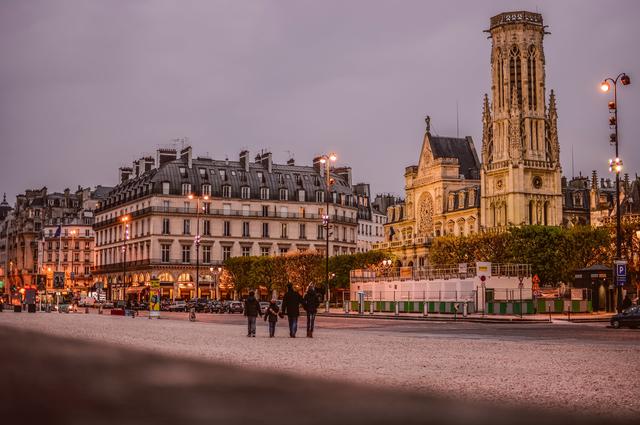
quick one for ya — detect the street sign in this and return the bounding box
[477,262,492,278]
[614,260,627,286]
[458,263,468,274]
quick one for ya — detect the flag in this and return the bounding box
[53,225,61,238]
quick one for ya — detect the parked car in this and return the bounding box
[166,300,188,312]
[259,302,269,314]
[227,301,244,314]
[78,297,96,307]
[205,300,224,313]
[610,306,640,329]
[186,298,209,313]
[101,301,114,309]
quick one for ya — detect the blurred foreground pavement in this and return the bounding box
[0,325,621,425]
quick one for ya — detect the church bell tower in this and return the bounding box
[480,11,562,229]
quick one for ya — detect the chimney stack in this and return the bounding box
[157,148,178,167]
[119,167,133,183]
[180,145,193,168]
[260,152,272,173]
[240,150,250,172]
[287,158,295,166]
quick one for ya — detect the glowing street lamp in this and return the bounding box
[320,152,337,312]
[600,72,631,312]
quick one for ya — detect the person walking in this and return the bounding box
[621,294,632,311]
[244,291,262,337]
[281,284,304,338]
[303,285,320,338]
[263,298,280,337]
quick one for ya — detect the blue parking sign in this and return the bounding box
[614,261,627,286]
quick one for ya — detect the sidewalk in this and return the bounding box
[320,308,614,323]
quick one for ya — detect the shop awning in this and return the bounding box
[125,286,147,294]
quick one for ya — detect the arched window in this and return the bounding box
[529,200,535,225]
[509,46,522,107]
[158,272,174,282]
[527,46,538,111]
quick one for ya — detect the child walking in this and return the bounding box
[264,298,280,337]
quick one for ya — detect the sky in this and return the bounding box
[1,0,639,202]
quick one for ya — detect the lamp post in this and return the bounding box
[320,153,337,312]
[188,193,208,320]
[209,266,222,300]
[601,73,631,311]
[69,229,77,294]
[121,216,130,304]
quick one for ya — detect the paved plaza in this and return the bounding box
[1,310,639,422]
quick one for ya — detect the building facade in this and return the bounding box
[353,183,386,253]
[480,11,563,229]
[1,187,107,301]
[92,146,364,301]
[375,10,564,267]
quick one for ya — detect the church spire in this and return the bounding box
[546,89,560,164]
[481,94,492,165]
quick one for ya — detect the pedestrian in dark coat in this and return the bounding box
[263,298,280,337]
[281,284,304,337]
[303,285,320,338]
[244,291,262,337]
[621,294,632,311]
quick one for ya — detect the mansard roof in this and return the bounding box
[100,153,359,211]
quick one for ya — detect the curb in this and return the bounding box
[320,313,553,324]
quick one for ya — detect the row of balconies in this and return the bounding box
[94,206,357,230]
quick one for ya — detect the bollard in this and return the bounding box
[189,307,196,322]
[85,306,89,314]
[98,305,103,315]
[369,301,374,315]
[423,301,429,317]
[344,302,349,314]
[463,302,468,317]
[394,302,399,316]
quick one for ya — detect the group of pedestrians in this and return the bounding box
[243,283,321,338]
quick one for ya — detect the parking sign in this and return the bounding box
[614,261,627,286]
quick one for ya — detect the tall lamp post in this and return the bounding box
[600,73,631,311]
[188,193,208,320]
[69,229,77,295]
[209,266,222,300]
[121,216,130,304]
[320,153,337,312]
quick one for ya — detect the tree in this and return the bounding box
[223,256,256,294]
[284,251,324,291]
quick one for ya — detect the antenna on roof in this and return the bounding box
[456,101,460,138]
[571,144,574,179]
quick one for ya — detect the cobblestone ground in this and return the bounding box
[1,312,638,421]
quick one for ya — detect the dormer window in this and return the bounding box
[257,171,264,183]
[279,188,288,201]
[179,167,188,178]
[240,171,247,182]
[298,189,306,202]
[277,173,284,184]
[222,185,232,198]
[219,169,227,181]
[241,186,250,199]
[181,183,191,196]
[260,187,270,200]
[199,168,208,179]
[202,184,211,196]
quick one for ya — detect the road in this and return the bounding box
[1,310,638,423]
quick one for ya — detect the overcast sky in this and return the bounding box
[1,0,639,202]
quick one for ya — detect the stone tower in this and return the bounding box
[480,11,562,229]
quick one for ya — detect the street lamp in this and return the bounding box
[188,193,209,320]
[320,152,337,312]
[69,229,77,293]
[209,266,222,300]
[121,216,130,304]
[601,72,631,311]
